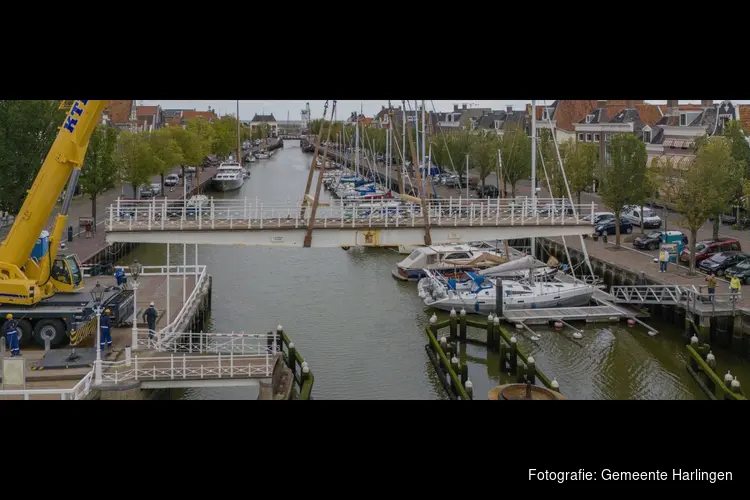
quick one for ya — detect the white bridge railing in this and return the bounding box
[156,265,209,342]
[0,369,94,400]
[99,353,274,385]
[136,329,279,356]
[106,197,598,231]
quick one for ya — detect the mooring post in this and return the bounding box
[516,361,526,384]
[495,281,504,319]
[460,363,468,386]
[731,377,742,396]
[288,343,296,378]
[440,336,448,356]
[509,336,518,374]
[459,309,467,340]
[465,380,474,400]
[493,316,501,352]
[486,314,495,351]
[551,378,560,394]
[449,309,457,341]
[430,313,438,340]
[527,356,537,385]
[450,356,460,398]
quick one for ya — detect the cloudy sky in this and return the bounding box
[143,100,747,121]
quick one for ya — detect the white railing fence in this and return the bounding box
[106,197,598,230]
[135,330,279,356]
[0,369,94,400]
[157,265,209,342]
[99,353,274,385]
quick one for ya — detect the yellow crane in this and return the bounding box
[0,100,109,305]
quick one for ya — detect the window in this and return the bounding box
[594,133,600,142]
[720,244,731,252]
[605,133,611,141]
[543,107,551,120]
[586,134,592,142]
[680,113,687,126]
[731,243,741,251]
[578,133,584,141]
[643,130,652,143]
[586,114,594,123]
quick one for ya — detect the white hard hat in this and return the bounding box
[150,302,155,306]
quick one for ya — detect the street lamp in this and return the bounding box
[90,281,105,385]
[129,260,142,349]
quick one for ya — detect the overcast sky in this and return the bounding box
[142,100,748,121]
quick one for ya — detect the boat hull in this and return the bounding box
[424,290,594,315]
[211,177,244,192]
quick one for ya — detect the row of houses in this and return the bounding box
[366,100,750,170]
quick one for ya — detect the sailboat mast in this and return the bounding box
[385,108,390,191]
[355,107,360,177]
[531,99,537,256]
[236,100,241,167]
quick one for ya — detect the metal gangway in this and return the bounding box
[611,284,743,316]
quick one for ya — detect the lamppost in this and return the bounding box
[130,259,142,349]
[91,282,105,385]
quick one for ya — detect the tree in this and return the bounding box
[499,126,531,198]
[694,135,743,239]
[166,126,210,182]
[79,125,118,223]
[0,100,67,214]
[724,120,750,178]
[560,140,597,205]
[149,128,184,192]
[536,129,565,197]
[115,132,158,199]
[599,134,648,246]
[211,116,238,158]
[186,118,216,161]
[251,123,270,142]
[471,135,499,196]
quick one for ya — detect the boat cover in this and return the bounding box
[478,255,546,276]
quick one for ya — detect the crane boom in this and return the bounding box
[0,99,109,305]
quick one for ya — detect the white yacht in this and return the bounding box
[211,161,245,192]
[392,244,508,281]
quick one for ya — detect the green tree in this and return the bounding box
[0,100,67,214]
[724,120,750,177]
[559,139,597,205]
[211,116,239,158]
[115,132,158,199]
[251,123,270,142]
[499,126,531,198]
[79,125,118,223]
[149,128,184,192]
[599,134,648,246]
[694,134,743,239]
[186,118,216,161]
[167,126,210,181]
[471,135,499,196]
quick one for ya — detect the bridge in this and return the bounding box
[610,284,742,317]
[280,135,304,140]
[104,197,597,247]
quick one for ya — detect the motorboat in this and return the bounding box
[256,151,270,159]
[211,161,245,192]
[419,266,595,315]
[392,244,508,281]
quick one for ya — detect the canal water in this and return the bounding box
[121,141,750,400]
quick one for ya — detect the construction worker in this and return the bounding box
[100,308,112,350]
[114,267,127,288]
[706,273,717,302]
[730,276,742,301]
[659,247,669,273]
[3,313,20,356]
[143,302,158,340]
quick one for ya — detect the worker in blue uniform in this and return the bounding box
[143,302,158,340]
[3,313,20,356]
[100,308,112,350]
[114,267,127,288]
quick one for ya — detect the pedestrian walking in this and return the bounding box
[143,302,158,340]
[114,267,127,288]
[3,313,20,356]
[659,248,669,273]
[100,308,112,350]
[730,276,742,301]
[706,273,717,302]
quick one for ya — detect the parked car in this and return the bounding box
[633,230,688,251]
[709,209,750,227]
[476,185,499,198]
[622,206,662,229]
[594,219,633,236]
[164,174,179,187]
[583,211,615,223]
[680,238,742,265]
[138,185,157,198]
[698,252,750,276]
[726,260,750,284]
[149,183,161,196]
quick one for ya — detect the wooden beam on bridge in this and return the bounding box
[305,194,329,206]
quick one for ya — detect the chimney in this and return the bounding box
[626,99,634,109]
[597,100,607,109]
[667,100,679,115]
[506,105,513,113]
[701,99,714,108]
[453,104,459,112]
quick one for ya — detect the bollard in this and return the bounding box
[302,363,310,384]
[724,370,733,387]
[551,378,560,393]
[526,356,537,385]
[486,314,495,351]
[706,351,716,370]
[731,377,741,395]
[509,336,518,373]
[67,225,73,242]
[465,380,474,400]
[288,343,297,377]
[430,313,439,338]
[493,316,501,352]
[459,309,467,340]
[690,333,699,346]
[449,309,458,341]
[125,345,132,367]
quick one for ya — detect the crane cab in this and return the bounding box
[51,254,84,292]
